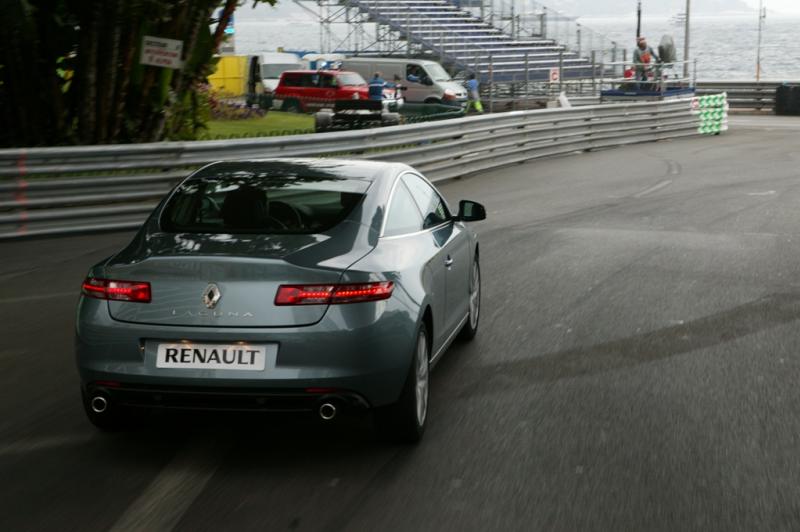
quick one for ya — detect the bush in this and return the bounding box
[202,85,266,120]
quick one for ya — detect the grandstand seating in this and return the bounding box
[350,0,594,82]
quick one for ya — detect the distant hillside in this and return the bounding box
[549,0,753,16]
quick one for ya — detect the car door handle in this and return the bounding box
[444,256,454,267]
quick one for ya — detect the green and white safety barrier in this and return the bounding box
[691,93,728,135]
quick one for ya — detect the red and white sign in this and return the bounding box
[140,36,184,69]
[691,97,700,110]
[549,67,560,83]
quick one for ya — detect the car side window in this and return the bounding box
[320,74,337,88]
[282,73,302,87]
[406,64,422,83]
[383,180,423,237]
[402,174,450,230]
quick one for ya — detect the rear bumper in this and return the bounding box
[76,296,419,408]
[84,382,370,413]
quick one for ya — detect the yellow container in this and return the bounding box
[207,55,249,97]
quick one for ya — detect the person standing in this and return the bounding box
[466,73,483,113]
[392,74,404,100]
[369,72,386,101]
[633,37,659,88]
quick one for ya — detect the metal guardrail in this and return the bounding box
[0,99,701,240]
[696,80,788,111]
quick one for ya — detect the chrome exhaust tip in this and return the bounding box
[90,395,108,414]
[319,402,337,421]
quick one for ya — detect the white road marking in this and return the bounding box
[0,434,93,458]
[109,441,221,532]
[634,180,673,198]
[0,291,76,305]
[747,190,777,196]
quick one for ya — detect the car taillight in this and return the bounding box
[443,89,457,100]
[81,278,151,303]
[275,282,394,305]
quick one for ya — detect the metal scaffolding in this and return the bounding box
[293,0,417,56]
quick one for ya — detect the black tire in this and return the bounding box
[282,99,301,113]
[424,97,442,105]
[459,256,481,341]
[81,389,135,432]
[375,323,430,443]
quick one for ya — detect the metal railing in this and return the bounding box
[696,80,788,111]
[479,0,619,62]
[599,60,697,97]
[0,99,702,240]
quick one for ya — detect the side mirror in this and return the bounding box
[423,76,434,86]
[456,200,486,222]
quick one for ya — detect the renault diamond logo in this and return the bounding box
[202,283,222,309]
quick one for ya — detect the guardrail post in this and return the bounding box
[576,24,582,56]
[525,51,530,102]
[540,7,546,38]
[489,54,494,113]
[558,50,564,94]
[599,58,605,97]
[622,49,628,78]
[406,10,410,57]
[591,51,596,94]
[612,42,618,63]
[511,3,516,39]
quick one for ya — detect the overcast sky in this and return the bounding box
[741,0,800,13]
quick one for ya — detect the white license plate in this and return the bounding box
[156,343,268,371]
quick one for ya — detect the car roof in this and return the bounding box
[281,70,360,76]
[344,57,439,66]
[194,158,408,183]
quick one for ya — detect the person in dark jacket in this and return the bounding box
[369,73,387,100]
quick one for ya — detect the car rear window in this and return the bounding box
[337,72,366,86]
[281,72,315,87]
[161,168,370,235]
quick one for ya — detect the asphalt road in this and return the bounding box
[2,116,800,531]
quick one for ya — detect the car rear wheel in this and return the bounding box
[459,257,481,340]
[375,323,429,443]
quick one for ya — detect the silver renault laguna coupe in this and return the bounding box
[76,159,485,442]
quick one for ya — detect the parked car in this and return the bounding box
[76,159,486,443]
[259,52,304,94]
[340,57,468,107]
[273,70,369,113]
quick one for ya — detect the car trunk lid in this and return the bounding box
[105,228,373,328]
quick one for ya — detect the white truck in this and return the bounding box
[339,57,467,107]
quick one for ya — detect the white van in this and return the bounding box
[340,57,467,106]
[260,52,304,92]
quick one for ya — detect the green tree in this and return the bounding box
[0,0,273,147]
